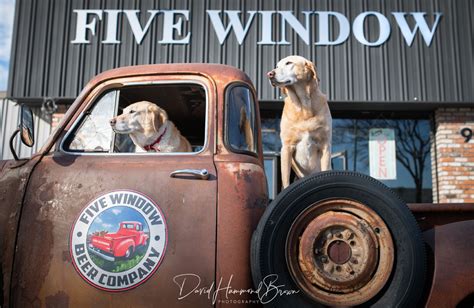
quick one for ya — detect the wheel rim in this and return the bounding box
[286,199,394,306]
[125,248,131,258]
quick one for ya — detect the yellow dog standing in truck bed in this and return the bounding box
[267,55,332,188]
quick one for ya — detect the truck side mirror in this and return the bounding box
[20,106,35,147]
[9,105,35,161]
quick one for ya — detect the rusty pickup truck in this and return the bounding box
[1,64,474,307]
[89,221,149,261]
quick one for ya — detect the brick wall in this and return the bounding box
[51,105,69,131]
[434,108,474,203]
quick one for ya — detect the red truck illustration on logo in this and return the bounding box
[88,221,149,262]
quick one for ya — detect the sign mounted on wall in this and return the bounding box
[71,10,442,47]
[369,129,397,180]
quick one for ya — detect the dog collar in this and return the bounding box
[144,127,167,152]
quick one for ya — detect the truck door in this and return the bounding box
[11,76,217,307]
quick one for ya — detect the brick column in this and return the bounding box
[434,108,474,203]
[51,105,69,131]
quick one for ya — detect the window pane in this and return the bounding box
[261,117,281,153]
[264,156,277,200]
[332,118,432,203]
[113,84,206,153]
[67,91,116,152]
[227,86,256,153]
[260,114,433,203]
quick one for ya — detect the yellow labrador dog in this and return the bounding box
[109,101,192,152]
[267,55,332,188]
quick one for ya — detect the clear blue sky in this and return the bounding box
[0,0,15,91]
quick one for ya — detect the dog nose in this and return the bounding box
[267,70,275,78]
[109,118,116,126]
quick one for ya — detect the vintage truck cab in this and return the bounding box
[1,64,473,307]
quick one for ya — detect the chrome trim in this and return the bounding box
[170,169,210,180]
[110,90,120,152]
[59,79,210,156]
[88,247,115,262]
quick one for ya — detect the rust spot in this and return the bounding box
[251,197,267,210]
[62,250,72,263]
[39,182,55,202]
[233,169,253,184]
[328,240,351,264]
[287,199,394,307]
[45,291,69,308]
[240,169,253,184]
[12,218,54,306]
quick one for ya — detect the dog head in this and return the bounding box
[267,55,319,88]
[109,101,168,135]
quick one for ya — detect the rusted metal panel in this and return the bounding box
[11,155,217,307]
[423,221,474,307]
[213,67,267,305]
[0,158,41,306]
[214,159,267,306]
[408,203,474,231]
[8,68,220,306]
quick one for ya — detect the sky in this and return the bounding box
[88,206,150,235]
[0,0,15,91]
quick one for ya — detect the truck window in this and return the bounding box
[68,91,117,152]
[63,83,207,154]
[226,85,257,155]
[122,223,134,229]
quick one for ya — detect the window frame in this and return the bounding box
[263,154,279,200]
[60,79,209,156]
[224,82,259,157]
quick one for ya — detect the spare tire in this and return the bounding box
[251,171,425,307]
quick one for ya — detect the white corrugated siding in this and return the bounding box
[0,97,52,160]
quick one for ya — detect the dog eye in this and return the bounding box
[286,61,293,65]
[129,110,136,114]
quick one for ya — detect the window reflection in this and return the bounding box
[226,86,257,154]
[332,118,432,203]
[261,116,433,203]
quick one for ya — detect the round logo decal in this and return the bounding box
[70,190,167,291]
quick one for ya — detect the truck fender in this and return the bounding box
[141,234,150,246]
[115,239,135,258]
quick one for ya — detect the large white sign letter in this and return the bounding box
[353,12,391,46]
[72,10,103,44]
[392,12,442,46]
[207,10,257,45]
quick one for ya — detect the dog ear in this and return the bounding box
[305,61,320,83]
[148,104,168,132]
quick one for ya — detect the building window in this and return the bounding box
[333,118,433,203]
[225,85,257,155]
[261,114,433,203]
